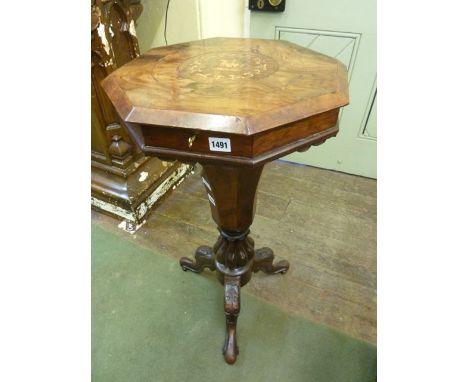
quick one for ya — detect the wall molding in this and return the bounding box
[359,76,377,140]
[274,26,361,83]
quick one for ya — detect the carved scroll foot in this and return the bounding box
[180,246,216,273]
[223,275,240,364]
[253,247,290,274]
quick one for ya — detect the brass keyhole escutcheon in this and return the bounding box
[257,0,264,9]
[188,135,196,148]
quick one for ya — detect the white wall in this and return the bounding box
[198,0,245,39]
[137,0,246,53]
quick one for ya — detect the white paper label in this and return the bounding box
[208,137,231,152]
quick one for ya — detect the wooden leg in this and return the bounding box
[253,247,290,274]
[223,275,240,364]
[180,245,216,273]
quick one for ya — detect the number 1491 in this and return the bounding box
[208,137,231,152]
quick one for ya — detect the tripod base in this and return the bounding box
[179,234,289,364]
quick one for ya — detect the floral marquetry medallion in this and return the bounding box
[171,51,279,97]
[177,52,279,81]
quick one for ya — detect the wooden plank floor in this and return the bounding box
[92,160,376,344]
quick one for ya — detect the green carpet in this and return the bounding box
[92,224,376,382]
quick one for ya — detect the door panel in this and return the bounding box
[277,28,359,73]
[250,0,376,178]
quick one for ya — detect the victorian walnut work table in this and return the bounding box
[102,37,349,364]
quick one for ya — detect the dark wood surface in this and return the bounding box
[101,37,350,364]
[91,0,190,225]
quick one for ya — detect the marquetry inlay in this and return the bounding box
[177,52,279,82]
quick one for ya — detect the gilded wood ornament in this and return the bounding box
[91,0,191,226]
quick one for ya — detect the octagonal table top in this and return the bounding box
[102,37,348,136]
